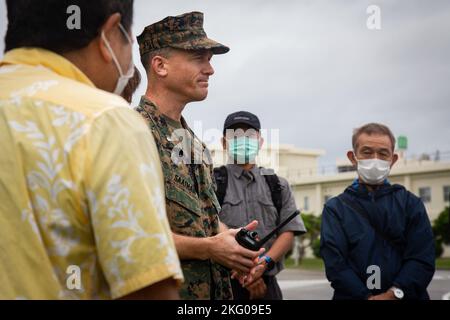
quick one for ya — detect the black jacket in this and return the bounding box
[320,180,435,299]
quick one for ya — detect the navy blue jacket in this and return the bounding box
[320,180,435,300]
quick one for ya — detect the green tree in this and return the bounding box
[432,206,449,258]
[291,213,322,262]
[311,237,321,258]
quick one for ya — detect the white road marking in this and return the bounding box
[278,279,329,290]
[432,274,450,281]
[278,273,450,291]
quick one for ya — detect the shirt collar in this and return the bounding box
[138,95,189,129]
[228,164,258,180]
[138,95,159,114]
[1,48,95,87]
[351,177,390,191]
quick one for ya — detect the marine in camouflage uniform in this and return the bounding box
[136,12,232,300]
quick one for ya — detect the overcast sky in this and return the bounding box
[1,0,449,165]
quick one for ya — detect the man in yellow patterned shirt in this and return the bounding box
[0,0,183,299]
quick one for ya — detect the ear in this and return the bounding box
[151,55,169,77]
[98,13,122,63]
[221,137,227,150]
[347,150,357,167]
[258,136,264,149]
[391,153,399,167]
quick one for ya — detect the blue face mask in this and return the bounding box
[227,137,259,164]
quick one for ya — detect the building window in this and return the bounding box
[444,186,450,202]
[419,187,431,203]
[304,196,309,211]
[324,195,332,203]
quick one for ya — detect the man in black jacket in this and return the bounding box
[320,123,435,300]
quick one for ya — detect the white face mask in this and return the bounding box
[356,157,391,185]
[101,24,134,95]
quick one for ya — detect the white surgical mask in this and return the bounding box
[101,24,134,95]
[356,157,391,185]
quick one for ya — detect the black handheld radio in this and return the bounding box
[235,210,300,251]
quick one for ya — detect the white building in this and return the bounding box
[209,143,450,257]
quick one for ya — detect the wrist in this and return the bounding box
[202,236,214,260]
[257,258,268,271]
[389,286,404,300]
[218,222,229,233]
[260,255,275,271]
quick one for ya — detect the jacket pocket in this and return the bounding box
[164,174,206,237]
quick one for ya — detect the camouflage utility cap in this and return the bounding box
[137,11,230,56]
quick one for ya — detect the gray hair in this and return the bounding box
[352,123,396,151]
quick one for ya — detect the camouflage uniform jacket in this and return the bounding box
[136,96,233,300]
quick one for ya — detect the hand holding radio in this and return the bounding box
[209,220,264,273]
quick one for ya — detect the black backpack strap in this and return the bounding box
[213,166,228,206]
[339,193,404,253]
[263,169,283,223]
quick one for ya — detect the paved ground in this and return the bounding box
[277,268,450,300]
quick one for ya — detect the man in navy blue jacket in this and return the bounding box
[320,123,435,300]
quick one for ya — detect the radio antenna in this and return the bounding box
[258,210,300,246]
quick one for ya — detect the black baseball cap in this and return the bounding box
[223,111,261,134]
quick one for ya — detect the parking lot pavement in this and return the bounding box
[277,268,450,300]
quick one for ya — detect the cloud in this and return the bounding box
[1,0,449,164]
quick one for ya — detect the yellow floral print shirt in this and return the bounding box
[0,48,183,299]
